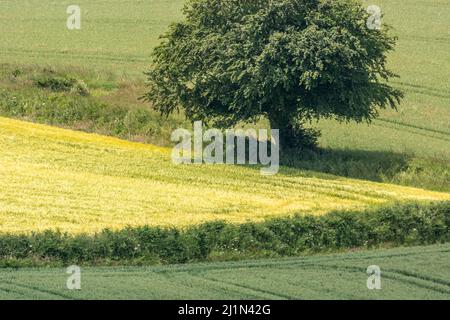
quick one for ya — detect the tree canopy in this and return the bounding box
[144,0,403,149]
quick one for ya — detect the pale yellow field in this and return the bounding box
[0,117,449,234]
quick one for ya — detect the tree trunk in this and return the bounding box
[268,114,319,150]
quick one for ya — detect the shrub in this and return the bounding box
[35,75,77,92]
[0,202,448,267]
[34,75,89,96]
[70,80,90,96]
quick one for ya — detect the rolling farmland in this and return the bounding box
[0,0,449,192]
[0,0,185,75]
[317,0,450,160]
[0,0,449,300]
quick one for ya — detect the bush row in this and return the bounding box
[0,202,448,266]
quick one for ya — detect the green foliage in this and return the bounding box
[34,75,90,96]
[35,75,76,92]
[0,88,185,146]
[0,202,448,266]
[71,80,90,96]
[144,0,403,148]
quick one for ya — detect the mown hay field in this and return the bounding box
[0,116,449,234]
[1,243,449,299]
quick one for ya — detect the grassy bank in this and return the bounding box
[0,64,189,146]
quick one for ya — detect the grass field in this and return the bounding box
[316,0,450,168]
[0,0,184,76]
[1,243,449,299]
[1,116,448,234]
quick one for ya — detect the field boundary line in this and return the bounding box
[373,121,450,144]
[7,281,76,300]
[189,274,293,300]
[307,263,450,296]
[375,118,450,138]
[146,246,450,275]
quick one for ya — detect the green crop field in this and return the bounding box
[1,0,449,133]
[0,0,185,75]
[316,0,450,159]
[1,243,449,300]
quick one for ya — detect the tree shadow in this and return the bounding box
[280,148,411,183]
[218,134,413,184]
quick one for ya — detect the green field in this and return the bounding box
[0,0,184,75]
[315,0,450,184]
[1,0,449,133]
[1,243,449,299]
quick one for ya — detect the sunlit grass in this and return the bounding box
[1,117,449,234]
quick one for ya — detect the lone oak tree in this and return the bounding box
[144,0,403,149]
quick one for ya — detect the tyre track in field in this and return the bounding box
[392,82,450,98]
[382,272,450,296]
[1,246,449,299]
[373,120,450,143]
[187,265,438,299]
[242,262,450,297]
[300,264,450,296]
[146,246,450,275]
[0,284,30,298]
[160,247,450,299]
[392,80,450,101]
[159,269,279,299]
[188,273,294,300]
[154,270,267,300]
[402,35,450,45]
[387,268,450,288]
[375,118,450,138]
[3,281,77,300]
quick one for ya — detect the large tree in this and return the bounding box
[144,0,403,149]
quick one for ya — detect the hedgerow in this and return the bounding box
[0,202,448,267]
